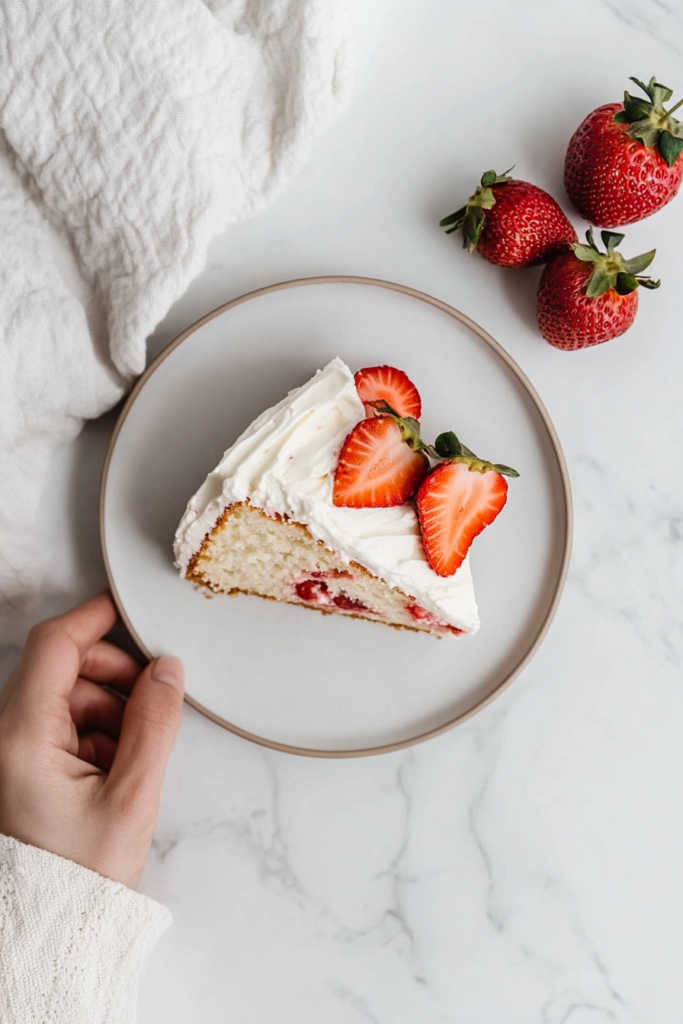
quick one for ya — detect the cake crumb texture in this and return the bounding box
[186,503,463,637]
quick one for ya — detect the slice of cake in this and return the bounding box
[173,358,518,637]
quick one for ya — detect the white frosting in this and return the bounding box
[173,358,480,633]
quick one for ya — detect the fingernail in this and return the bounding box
[151,656,185,692]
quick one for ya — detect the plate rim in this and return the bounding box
[99,275,573,758]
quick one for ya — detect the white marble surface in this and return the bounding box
[3,0,683,1020]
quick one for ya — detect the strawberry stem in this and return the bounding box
[365,401,519,477]
[619,76,683,165]
[440,169,515,254]
[572,230,660,298]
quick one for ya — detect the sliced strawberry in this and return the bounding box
[354,366,422,419]
[333,416,429,508]
[416,462,508,576]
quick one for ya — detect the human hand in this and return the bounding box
[0,593,184,888]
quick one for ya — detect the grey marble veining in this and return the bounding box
[600,0,683,53]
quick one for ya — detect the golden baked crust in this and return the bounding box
[184,501,438,636]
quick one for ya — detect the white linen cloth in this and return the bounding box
[0,0,348,612]
[0,834,170,1024]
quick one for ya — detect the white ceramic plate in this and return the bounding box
[101,277,571,757]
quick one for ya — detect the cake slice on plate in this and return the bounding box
[173,358,518,637]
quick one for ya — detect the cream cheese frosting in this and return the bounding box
[173,358,480,633]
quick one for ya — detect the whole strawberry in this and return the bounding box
[440,169,577,268]
[565,76,683,227]
[537,229,660,350]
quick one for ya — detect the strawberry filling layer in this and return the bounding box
[309,570,354,580]
[292,575,370,614]
[405,603,464,635]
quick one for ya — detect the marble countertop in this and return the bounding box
[3,0,683,1021]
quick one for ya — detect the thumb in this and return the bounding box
[108,656,185,798]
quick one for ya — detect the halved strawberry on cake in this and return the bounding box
[173,359,518,637]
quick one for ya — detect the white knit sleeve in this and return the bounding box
[0,834,171,1024]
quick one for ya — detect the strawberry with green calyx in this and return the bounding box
[416,432,518,577]
[440,169,513,253]
[565,76,683,227]
[333,395,519,576]
[332,414,429,508]
[572,229,659,296]
[440,169,577,268]
[425,430,519,478]
[366,407,519,578]
[617,77,683,164]
[537,229,660,350]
